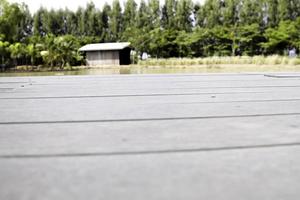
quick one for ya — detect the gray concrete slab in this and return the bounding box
[0,115,299,156]
[0,73,300,200]
[1,147,300,200]
[1,99,300,122]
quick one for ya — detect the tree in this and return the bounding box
[290,0,300,20]
[17,3,33,41]
[201,0,222,28]
[278,0,293,21]
[84,2,100,36]
[239,0,264,26]
[8,43,25,65]
[266,0,279,27]
[262,20,299,54]
[33,7,48,36]
[148,0,161,29]
[40,34,56,67]
[65,9,78,35]
[136,0,149,29]
[162,0,177,29]
[237,23,265,55]
[76,7,85,36]
[149,28,180,58]
[0,40,10,65]
[25,36,43,65]
[187,28,210,57]
[293,17,300,51]
[195,4,205,27]
[54,35,82,68]
[175,31,193,57]
[0,1,25,42]
[201,26,232,56]
[101,4,111,41]
[222,0,239,26]
[122,27,149,58]
[175,0,193,31]
[1,0,300,68]
[45,9,66,35]
[40,34,82,68]
[123,0,137,31]
[109,0,123,41]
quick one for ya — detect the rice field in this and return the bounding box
[3,55,300,76]
[138,56,300,66]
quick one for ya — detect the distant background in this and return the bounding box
[9,0,204,13]
[1,0,299,69]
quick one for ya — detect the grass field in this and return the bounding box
[3,55,300,75]
[138,56,300,66]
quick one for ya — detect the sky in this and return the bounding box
[9,0,204,14]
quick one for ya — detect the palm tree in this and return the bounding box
[0,40,10,66]
[9,42,25,66]
[55,35,81,69]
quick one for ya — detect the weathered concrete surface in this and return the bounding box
[0,73,300,200]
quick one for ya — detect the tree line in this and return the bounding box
[1,0,300,68]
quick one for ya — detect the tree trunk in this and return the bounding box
[61,58,65,70]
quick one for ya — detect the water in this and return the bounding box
[0,67,220,77]
[1,65,300,77]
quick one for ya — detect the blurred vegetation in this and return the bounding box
[138,56,300,66]
[0,0,300,70]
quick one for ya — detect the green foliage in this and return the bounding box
[222,0,239,26]
[0,0,28,42]
[109,0,123,41]
[236,23,265,55]
[148,0,160,29]
[161,0,178,29]
[175,0,193,31]
[136,0,149,29]
[262,19,300,54]
[40,35,83,68]
[123,0,137,30]
[239,0,263,26]
[0,0,300,69]
[0,40,10,65]
[33,7,48,36]
[267,0,279,27]
[201,0,222,28]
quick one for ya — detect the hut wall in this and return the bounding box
[86,51,120,66]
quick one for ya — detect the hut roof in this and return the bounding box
[79,42,131,52]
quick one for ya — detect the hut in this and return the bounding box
[79,42,131,66]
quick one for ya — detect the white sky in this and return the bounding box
[8,0,204,14]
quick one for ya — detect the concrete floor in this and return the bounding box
[0,73,300,200]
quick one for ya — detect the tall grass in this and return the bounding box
[138,56,300,66]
